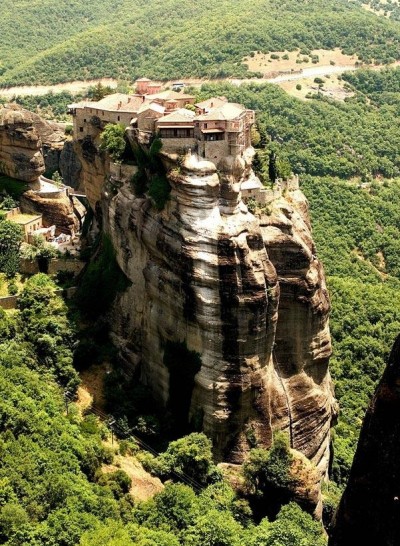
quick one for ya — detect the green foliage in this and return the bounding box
[301,176,400,485]
[97,470,132,499]
[247,502,326,546]
[14,91,78,121]
[183,508,243,546]
[1,0,400,85]
[148,175,171,210]
[145,433,216,486]
[243,432,294,497]
[0,194,17,211]
[0,176,28,199]
[100,124,127,161]
[0,342,120,545]
[0,219,23,278]
[16,273,80,391]
[77,235,130,318]
[132,170,148,197]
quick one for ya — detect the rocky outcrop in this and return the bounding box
[0,105,45,182]
[76,136,108,208]
[260,189,335,471]
[95,147,335,475]
[20,191,80,235]
[59,140,82,189]
[329,334,400,546]
[0,103,84,189]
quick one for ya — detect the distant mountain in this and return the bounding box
[2,0,400,86]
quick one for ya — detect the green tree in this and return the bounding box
[263,502,326,546]
[243,432,294,498]
[154,433,216,485]
[100,124,126,161]
[0,219,23,277]
[184,508,242,546]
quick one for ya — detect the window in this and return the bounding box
[117,116,120,121]
[204,132,224,141]
[84,118,86,122]
[160,128,194,138]
[79,127,83,132]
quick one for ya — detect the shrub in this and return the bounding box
[100,123,127,161]
[148,175,171,210]
[243,432,294,496]
[7,281,18,295]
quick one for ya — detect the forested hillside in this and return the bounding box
[2,0,400,85]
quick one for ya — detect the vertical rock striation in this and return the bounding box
[260,188,334,471]
[97,148,335,474]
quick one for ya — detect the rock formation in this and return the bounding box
[0,103,83,189]
[85,144,337,476]
[74,134,109,209]
[329,334,400,546]
[0,104,45,182]
[20,190,82,235]
[59,140,82,189]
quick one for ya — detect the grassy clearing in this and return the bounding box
[243,48,358,75]
[278,73,355,101]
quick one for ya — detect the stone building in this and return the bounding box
[6,207,43,241]
[68,94,146,137]
[153,98,256,166]
[68,81,196,138]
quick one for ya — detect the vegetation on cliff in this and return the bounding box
[2,0,400,85]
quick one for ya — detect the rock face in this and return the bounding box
[0,103,83,188]
[329,334,400,546]
[93,147,336,475]
[260,189,334,470]
[20,191,80,235]
[74,135,108,209]
[0,105,45,182]
[59,140,82,189]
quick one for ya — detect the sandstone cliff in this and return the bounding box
[329,334,400,546]
[85,146,337,476]
[0,103,83,189]
[20,190,82,235]
[0,104,45,182]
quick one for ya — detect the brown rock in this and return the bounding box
[20,191,79,235]
[0,105,45,182]
[95,150,335,476]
